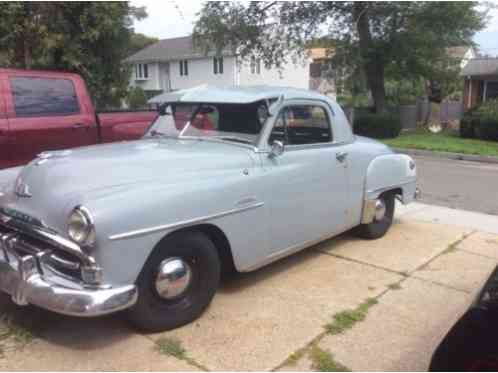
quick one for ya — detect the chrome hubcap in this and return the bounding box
[155,258,192,300]
[374,199,386,221]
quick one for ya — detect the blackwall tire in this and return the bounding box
[355,192,395,240]
[127,231,220,332]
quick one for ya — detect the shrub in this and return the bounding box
[478,116,498,141]
[353,112,402,139]
[475,99,498,141]
[459,111,478,139]
[126,86,148,109]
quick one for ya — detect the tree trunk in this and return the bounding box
[354,2,386,113]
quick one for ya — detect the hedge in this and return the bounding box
[460,99,498,141]
[353,112,402,139]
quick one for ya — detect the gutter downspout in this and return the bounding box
[468,77,472,109]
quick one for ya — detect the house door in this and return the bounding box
[160,63,171,92]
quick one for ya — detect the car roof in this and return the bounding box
[148,85,329,104]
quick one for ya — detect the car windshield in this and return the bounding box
[144,101,272,145]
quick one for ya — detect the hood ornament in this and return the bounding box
[14,179,32,198]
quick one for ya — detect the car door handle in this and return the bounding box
[71,123,87,130]
[336,151,348,162]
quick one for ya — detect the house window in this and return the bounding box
[486,81,498,100]
[213,57,224,74]
[135,63,149,79]
[180,60,189,76]
[250,57,261,74]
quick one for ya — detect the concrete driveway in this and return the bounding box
[0,203,497,371]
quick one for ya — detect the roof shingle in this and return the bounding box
[461,58,498,77]
[124,35,232,63]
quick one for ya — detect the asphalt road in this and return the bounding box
[414,155,498,216]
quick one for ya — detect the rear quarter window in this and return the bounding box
[10,77,80,117]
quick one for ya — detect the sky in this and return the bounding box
[131,1,498,57]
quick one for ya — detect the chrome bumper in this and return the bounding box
[415,187,421,200]
[0,245,138,317]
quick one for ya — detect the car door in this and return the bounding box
[0,75,12,169]
[5,74,96,165]
[261,100,351,257]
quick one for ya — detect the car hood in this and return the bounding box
[3,138,255,212]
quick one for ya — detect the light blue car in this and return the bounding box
[0,86,418,331]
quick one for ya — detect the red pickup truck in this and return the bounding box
[0,68,157,169]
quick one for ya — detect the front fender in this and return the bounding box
[0,166,23,195]
[364,153,417,203]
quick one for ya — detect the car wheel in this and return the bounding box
[355,192,395,239]
[127,231,220,332]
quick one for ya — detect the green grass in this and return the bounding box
[156,337,186,359]
[309,346,351,372]
[0,314,34,357]
[155,337,208,371]
[325,298,378,335]
[381,130,498,157]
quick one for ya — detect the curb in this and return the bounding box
[392,147,498,165]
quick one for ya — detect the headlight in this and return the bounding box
[67,206,95,246]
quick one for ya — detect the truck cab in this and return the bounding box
[0,68,157,169]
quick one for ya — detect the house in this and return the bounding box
[125,35,310,96]
[447,46,477,70]
[461,58,498,110]
[308,48,336,98]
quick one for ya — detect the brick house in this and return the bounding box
[461,58,498,110]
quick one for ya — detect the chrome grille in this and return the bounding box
[0,225,82,280]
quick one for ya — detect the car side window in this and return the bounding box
[10,77,80,117]
[269,105,332,145]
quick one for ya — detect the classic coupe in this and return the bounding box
[0,86,418,331]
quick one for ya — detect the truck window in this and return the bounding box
[10,77,80,117]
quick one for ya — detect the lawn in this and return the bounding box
[381,131,498,157]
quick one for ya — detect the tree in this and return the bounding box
[0,2,147,108]
[194,2,486,112]
[129,32,159,56]
[126,86,148,109]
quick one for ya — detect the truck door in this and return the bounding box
[0,75,12,169]
[5,73,97,165]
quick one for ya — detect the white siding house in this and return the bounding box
[125,36,310,96]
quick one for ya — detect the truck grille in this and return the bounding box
[0,225,83,281]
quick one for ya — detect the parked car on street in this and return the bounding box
[430,265,498,371]
[0,86,418,331]
[0,68,157,169]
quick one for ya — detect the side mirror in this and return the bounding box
[269,140,285,158]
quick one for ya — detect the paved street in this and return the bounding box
[414,155,498,215]
[0,203,496,371]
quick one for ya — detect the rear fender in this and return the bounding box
[361,154,417,224]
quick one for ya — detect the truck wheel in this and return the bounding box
[127,231,220,332]
[355,192,395,239]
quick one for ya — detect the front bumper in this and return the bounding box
[0,239,138,317]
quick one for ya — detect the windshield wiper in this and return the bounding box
[218,136,253,144]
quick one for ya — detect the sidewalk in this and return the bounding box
[397,201,498,234]
[0,203,497,371]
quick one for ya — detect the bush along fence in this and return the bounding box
[352,111,402,139]
[460,99,498,141]
[342,99,463,134]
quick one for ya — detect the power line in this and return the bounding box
[172,0,185,21]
